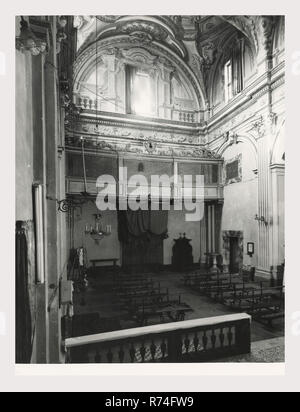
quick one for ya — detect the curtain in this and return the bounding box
[118,209,168,243]
[16,222,32,363]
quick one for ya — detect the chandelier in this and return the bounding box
[85,214,112,242]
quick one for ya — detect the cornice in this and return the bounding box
[28,17,52,51]
[76,111,201,135]
[205,68,285,134]
[73,64,284,140]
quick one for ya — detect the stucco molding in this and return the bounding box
[65,133,222,160]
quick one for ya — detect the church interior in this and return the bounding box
[15,15,285,364]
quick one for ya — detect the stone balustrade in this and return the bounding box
[64,313,251,363]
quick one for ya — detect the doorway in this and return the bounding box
[229,236,240,273]
[222,230,243,274]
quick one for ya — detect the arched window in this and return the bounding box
[223,37,245,102]
[125,66,155,116]
[224,59,233,103]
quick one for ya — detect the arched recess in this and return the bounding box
[208,30,257,113]
[73,36,206,120]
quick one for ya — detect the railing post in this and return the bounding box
[167,331,182,362]
[235,318,251,355]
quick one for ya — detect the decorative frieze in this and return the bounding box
[65,133,221,160]
[72,121,200,145]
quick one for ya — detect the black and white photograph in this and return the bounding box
[15,14,286,367]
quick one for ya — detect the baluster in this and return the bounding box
[211,329,217,349]
[94,348,101,363]
[66,349,71,364]
[228,327,233,347]
[83,98,88,108]
[202,330,208,351]
[184,334,190,354]
[150,340,157,362]
[118,345,125,363]
[107,348,113,363]
[89,99,93,109]
[193,333,199,352]
[219,328,225,348]
[140,342,146,363]
[160,339,167,360]
[129,343,136,363]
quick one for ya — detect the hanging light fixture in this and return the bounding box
[16,17,47,56]
[85,213,112,242]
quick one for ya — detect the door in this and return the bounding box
[229,237,240,273]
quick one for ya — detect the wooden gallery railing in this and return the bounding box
[64,314,251,363]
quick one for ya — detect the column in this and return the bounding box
[199,207,207,265]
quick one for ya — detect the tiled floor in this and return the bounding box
[73,270,285,343]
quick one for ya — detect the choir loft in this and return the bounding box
[15,15,285,364]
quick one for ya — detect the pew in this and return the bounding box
[134,300,193,326]
[259,311,285,327]
[181,270,285,329]
[182,273,240,287]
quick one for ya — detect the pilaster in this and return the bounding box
[251,112,276,278]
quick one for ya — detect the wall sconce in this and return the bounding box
[247,242,255,258]
[16,17,47,56]
[255,214,268,226]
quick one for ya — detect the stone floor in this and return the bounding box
[73,270,285,344]
[219,337,285,363]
